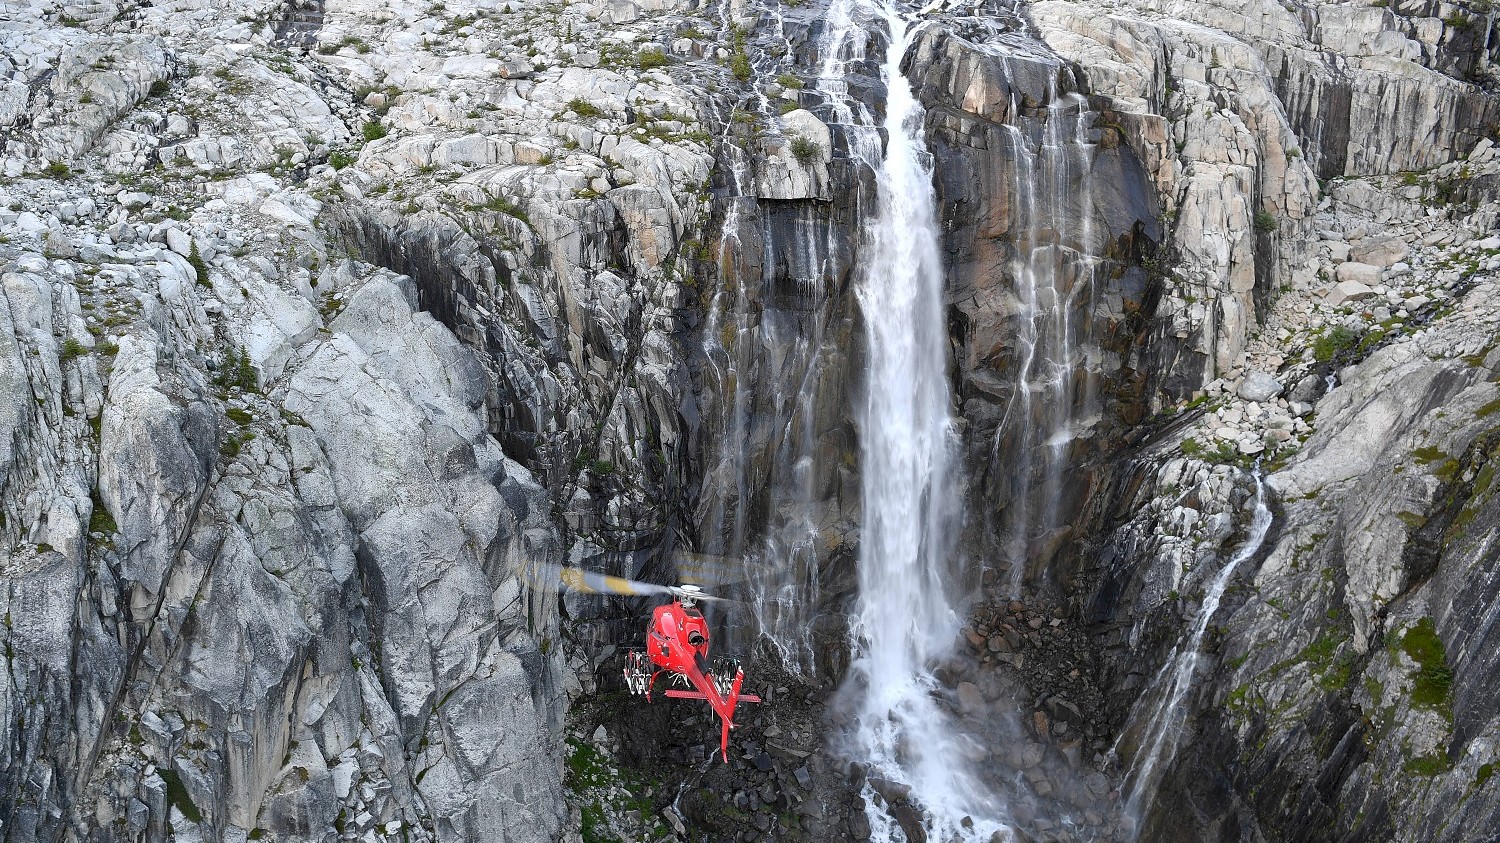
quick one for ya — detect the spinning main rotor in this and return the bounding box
[532,550,749,604]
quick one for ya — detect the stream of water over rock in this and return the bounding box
[827,2,1015,839]
[993,81,1101,598]
[701,145,834,675]
[1119,472,1274,824]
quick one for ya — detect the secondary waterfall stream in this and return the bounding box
[1120,472,1274,824]
[994,83,1101,597]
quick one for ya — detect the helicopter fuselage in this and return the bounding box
[625,597,758,762]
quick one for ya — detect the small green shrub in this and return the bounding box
[214,347,259,393]
[362,121,388,142]
[1433,458,1461,484]
[220,431,256,459]
[89,490,117,535]
[1395,510,1427,529]
[1411,445,1447,464]
[1431,178,1459,205]
[1399,617,1453,710]
[567,98,603,118]
[43,161,73,180]
[158,769,203,823]
[1178,434,1241,464]
[59,337,87,362]
[1405,753,1451,776]
[730,52,752,83]
[776,73,803,90]
[637,48,669,70]
[591,460,615,475]
[188,241,210,287]
[1312,325,1359,362]
[148,79,170,97]
[1208,441,1242,464]
[1253,209,1278,233]
[478,195,529,223]
[328,150,356,170]
[789,135,821,166]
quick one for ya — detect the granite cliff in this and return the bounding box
[2,0,1499,840]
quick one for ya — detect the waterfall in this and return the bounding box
[702,148,756,578]
[1119,471,1274,823]
[993,80,1100,597]
[837,3,1014,839]
[700,58,839,675]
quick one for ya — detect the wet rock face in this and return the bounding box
[688,175,874,672]
[1078,161,1500,841]
[905,26,1163,594]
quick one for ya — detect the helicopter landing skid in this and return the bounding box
[622,650,651,697]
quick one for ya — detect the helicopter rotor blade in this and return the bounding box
[665,585,730,603]
[530,563,744,603]
[536,563,744,600]
[534,563,677,598]
[566,548,777,590]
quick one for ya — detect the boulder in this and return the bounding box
[1326,279,1377,306]
[956,681,984,713]
[1238,371,1283,403]
[592,0,639,23]
[1335,262,1383,286]
[780,109,832,158]
[1351,236,1409,268]
[164,227,192,257]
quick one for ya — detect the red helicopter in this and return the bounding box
[546,561,761,762]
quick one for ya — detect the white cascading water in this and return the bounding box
[842,4,1014,839]
[1120,471,1273,823]
[702,157,823,673]
[994,81,1099,597]
[702,60,833,672]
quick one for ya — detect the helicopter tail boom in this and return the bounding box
[662,690,762,703]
